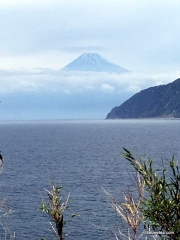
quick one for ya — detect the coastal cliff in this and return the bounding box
[106,78,180,119]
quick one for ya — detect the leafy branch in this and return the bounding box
[41,182,78,240]
[122,148,180,240]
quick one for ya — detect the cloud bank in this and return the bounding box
[0,69,179,94]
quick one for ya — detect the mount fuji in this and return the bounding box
[61,53,130,73]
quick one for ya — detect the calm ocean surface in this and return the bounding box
[0,119,179,239]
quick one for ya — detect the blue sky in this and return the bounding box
[0,0,180,119]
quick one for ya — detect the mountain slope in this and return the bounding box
[61,53,130,73]
[106,78,180,119]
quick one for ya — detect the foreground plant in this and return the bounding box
[0,152,15,239]
[41,181,77,240]
[123,148,180,240]
[103,172,146,240]
[0,199,15,240]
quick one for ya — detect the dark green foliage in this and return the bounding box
[123,148,180,239]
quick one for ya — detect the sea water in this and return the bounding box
[0,119,179,239]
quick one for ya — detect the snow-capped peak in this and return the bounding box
[61,53,130,73]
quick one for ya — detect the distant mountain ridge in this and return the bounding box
[106,78,180,119]
[61,53,130,73]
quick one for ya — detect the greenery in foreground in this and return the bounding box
[0,149,180,239]
[40,182,78,240]
[120,148,180,240]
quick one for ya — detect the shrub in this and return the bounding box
[122,148,180,240]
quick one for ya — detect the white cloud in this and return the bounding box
[0,69,179,94]
[101,84,114,93]
[1,65,180,120]
[125,85,141,93]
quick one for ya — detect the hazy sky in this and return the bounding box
[0,0,180,119]
[1,0,180,72]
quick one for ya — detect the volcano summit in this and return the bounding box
[61,53,130,73]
